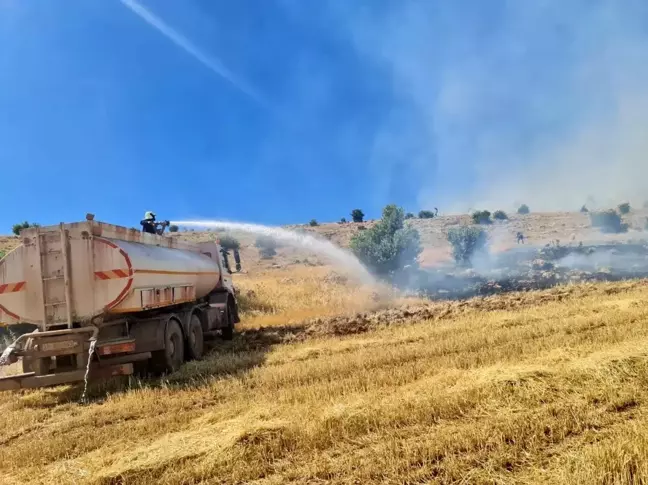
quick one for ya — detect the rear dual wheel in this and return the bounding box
[150,314,205,375]
[186,314,204,360]
[150,319,184,374]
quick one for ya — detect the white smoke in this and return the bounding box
[330,1,648,213]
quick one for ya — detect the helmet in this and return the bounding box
[144,211,156,220]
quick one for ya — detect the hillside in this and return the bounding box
[1,211,648,483]
[176,209,648,270]
[2,282,648,483]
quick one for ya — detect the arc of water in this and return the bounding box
[172,220,375,285]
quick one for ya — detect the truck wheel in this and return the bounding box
[186,314,204,360]
[150,319,184,374]
[221,303,234,341]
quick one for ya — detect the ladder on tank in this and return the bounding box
[34,224,74,329]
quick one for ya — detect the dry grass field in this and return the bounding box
[1,212,648,484]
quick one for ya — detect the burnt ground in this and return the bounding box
[410,240,648,300]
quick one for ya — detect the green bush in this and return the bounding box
[493,210,508,221]
[590,210,628,234]
[309,219,319,227]
[517,204,530,215]
[418,210,435,219]
[446,226,488,265]
[471,210,492,225]
[12,221,38,236]
[350,204,422,277]
[405,212,415,220]
[351,209,365,223]
[218,233,240,251]
[618,202,631,214]
[340,217,347,223]
[169,225,179,233]
[255,235,278,259]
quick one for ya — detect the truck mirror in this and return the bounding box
[233,249,242,272]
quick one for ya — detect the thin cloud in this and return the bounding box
[120,0,265,104]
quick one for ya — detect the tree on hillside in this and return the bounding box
[590,209,628,234]
[447,226,488,265]
[351,209,365,223]
[309,219,319,227]
[12,221,39,236]
[350,204,422,277]
[255,235,278,259]
[418,210,435,219]
[618,202,631,214]
[169,225,179,233]
[517,204,530,215]
[471,210,492,225]
[405,212,415,219]
[218,233,240,251]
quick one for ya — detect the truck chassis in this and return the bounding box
[0,289,239,391]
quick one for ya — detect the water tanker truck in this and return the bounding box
[0,218,241,391]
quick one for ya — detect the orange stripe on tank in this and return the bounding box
[0,282,26,294]
[134,269,219,276]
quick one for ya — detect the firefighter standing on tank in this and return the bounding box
[141,211,169,235]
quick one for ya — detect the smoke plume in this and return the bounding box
[334,1,648,213]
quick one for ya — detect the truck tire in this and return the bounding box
[150,319,184,374]
[186,313,204,360]
[221,301,235,341]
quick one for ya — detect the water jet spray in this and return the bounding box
[172,220,376,286]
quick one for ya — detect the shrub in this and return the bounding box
[340,217,347,223]
[218,233,240,251]
[493,210,508,221]
[350,204,422,277]
[590,210,628,234]
[418,210,435,219]
[255,235,278,259]
[580,205,589,213]
[405,212,415,220]
[618,202,631,214]
[517,204,530,215]
[351,209,365,223]
[169,225,179,233]
[12,221,38,236]
[309,219,319,227]
[539,240,570,260]
[446,226,488,265]
[471,210,492,225]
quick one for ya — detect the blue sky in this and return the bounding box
[2,0,648,231]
